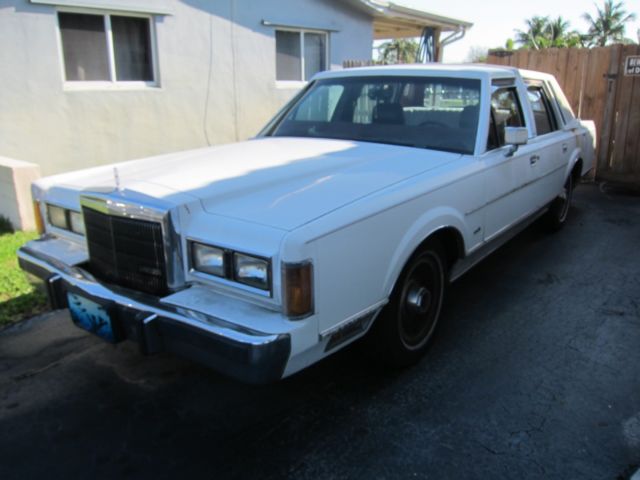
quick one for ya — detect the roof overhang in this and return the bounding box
[347,0,472,39]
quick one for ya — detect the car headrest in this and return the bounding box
[372,103,404,125]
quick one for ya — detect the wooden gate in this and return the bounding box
[487,45,640,184]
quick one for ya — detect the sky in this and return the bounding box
[390,0,640,62]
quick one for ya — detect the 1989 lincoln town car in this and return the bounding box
[19,65,596,383]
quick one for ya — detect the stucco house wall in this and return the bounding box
[0,0,372,177]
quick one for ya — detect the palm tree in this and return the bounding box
[515,16,550,49]
[582,0,637,46]
[379,39,419,64]
[548,16,586,47]
[515,16,587,49]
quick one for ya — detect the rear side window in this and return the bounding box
[488,87,524,150]
[527,86,558,135]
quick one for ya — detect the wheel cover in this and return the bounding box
[397,253,444,350]
[558,175,573,222]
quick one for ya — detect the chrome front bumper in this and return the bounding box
[18,245,291,384]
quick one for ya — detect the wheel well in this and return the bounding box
[572,159,583,182]
[417,227,464,270]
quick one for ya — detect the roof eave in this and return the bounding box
[351,0,472,33]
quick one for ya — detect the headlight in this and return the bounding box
[69,210,85,235]
[47,205,68,230]
[189,241,271,293]
[192,242,225,277]
[234,253,270,290]
[46,204,84,236]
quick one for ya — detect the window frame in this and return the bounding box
[487,85,526,151]
[56,7,160,90]
[275,27,329,87]
[524,80,561,136]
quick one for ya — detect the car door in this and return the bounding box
[522,80,576,208]
[480,83,540,241]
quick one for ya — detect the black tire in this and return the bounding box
[544,173,574,232]
[370,240,447,367]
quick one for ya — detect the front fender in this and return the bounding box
[383,206,467,296]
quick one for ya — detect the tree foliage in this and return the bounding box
[379,39,419,64]
[582,0,637,46]
[515,15,584,49]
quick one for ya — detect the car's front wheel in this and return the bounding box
[370,240,446,367]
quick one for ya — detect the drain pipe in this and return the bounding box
[439,27,467,61]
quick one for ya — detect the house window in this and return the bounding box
[58,11,155,84]
[275,30,327,82]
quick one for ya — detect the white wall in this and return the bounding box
[0,156,41,230]
[0,0,373,176]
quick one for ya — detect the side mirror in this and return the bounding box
[504,127,528,157]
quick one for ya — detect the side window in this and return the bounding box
[488,87,524,149]
[526,86,558,135]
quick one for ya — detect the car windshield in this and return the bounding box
[269,76,481,154]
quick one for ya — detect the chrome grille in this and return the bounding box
[83,206,168,296]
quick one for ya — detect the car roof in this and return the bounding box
[312,63,532,82]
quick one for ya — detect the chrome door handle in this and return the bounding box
[530,155,540,165]
[562,144,568,153]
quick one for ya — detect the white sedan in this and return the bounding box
[19,65,596,383]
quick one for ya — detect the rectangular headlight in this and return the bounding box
[69,210,85,236]
[234,253,270,290]
[192,242,225,277]
[47,204,68,230]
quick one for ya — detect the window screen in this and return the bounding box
[304,33,326,80]
[58,12,154,83]
[276,30,327,81]
[111,16,153,81]
[59,12,110,81]
[276,31,302,81]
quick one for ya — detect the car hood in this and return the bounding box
[42,137,460,231]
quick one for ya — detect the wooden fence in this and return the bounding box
[488,45,640,184]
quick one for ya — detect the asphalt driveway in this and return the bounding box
[1,183,639,480]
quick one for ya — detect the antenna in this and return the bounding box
[113,167,123,192]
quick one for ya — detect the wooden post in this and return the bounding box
[434,29,442,62]
[596,45,622,176]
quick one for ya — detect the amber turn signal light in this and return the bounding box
[33,201,44,234]
[283,261,314,319]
